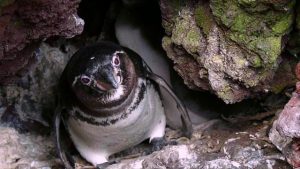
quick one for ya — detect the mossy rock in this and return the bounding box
[194,4,214,36]
[210,0,294,36]
[171,8,202,55]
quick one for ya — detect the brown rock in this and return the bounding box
[0,0,84,84]
[295,63,300,81]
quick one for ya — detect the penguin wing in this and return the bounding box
[145,71,193,138]
[123,47,193,138]
[54,104,74,169]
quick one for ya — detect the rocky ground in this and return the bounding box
[0,41,292,169]
[0,114,292,169]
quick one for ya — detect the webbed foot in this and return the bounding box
[151,137,177,152]
[96,159,119,169]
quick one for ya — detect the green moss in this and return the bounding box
[230,11,254,34]
[194,5,214,36]
[186,29,201,53]
[237,0,257,7]
[211,0,239,28]
[245,36,282,66]
[172,9,202,54]
[258,37,281,64]
[250,55,262,68]
[229,32,281,67]
[211,0,294,36]
[272,13,294,35]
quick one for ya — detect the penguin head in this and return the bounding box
[66,42,137,110]
[75,50,123,92]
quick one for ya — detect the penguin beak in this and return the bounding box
[94,65,119,91]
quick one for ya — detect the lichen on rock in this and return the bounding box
[160,0,296,103]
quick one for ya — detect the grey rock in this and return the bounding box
[0,127,62,169]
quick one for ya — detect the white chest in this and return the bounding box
[66,79,166,165]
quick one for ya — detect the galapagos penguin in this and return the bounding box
[54,42,192,168]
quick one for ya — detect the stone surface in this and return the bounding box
[0,45,291,168]
[0,41,77,168]
[160,0,296,103]
[0,127,62,169]
[107,119,291,169]
[0,0,84,84]
[0,42,77,133]
[2,118,291,169]
[269,89,300,168]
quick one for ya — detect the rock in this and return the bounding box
[0,118,290,169]
[0,42,78,133]
[160,0,296,103]
[106,119,291,169]
[0,0,84,84]
[270,120,300,168]
[269,89,300,168]
[0,127,62,169]
[0,45,291,168]
[276,92,300,138]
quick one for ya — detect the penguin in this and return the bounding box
[115,0,220,128]
[54,42,192,169]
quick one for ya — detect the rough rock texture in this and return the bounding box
[0,127,62,169]
[0,42,77,133]
[107,119,291,169]
[160,0,297,103]
[0,0,84,84]
[0,41,291,168]
[269,88,300,168]
[276,93,300,138]
[269,120,299,168]
[1,118,291,169]
[0,41,76,168]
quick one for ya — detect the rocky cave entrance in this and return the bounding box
[0,0,299,168]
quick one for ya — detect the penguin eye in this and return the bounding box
[80,75,91,85]
[112,55,120,67]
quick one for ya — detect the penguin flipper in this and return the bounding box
[146,72,193,138]
[54,106,74,169]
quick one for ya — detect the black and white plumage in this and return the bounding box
[55,42,192,168]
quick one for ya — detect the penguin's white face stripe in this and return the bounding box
[113,50,125,56]
[72,75,80,87]
[106,85,125,102]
